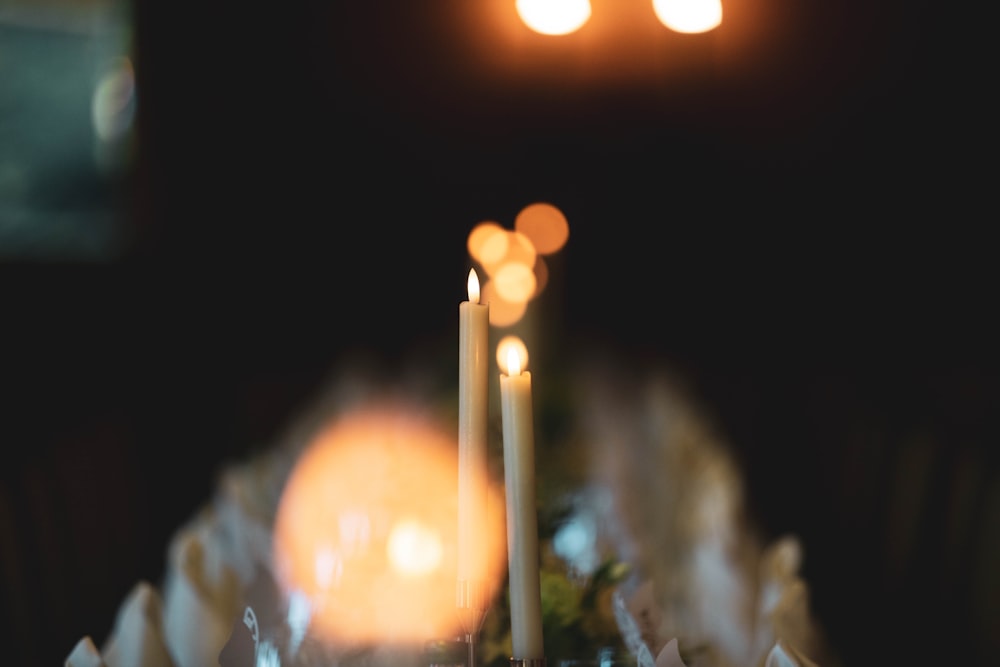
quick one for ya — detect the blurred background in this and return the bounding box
[1,0,996,665]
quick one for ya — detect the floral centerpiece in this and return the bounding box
[66,350,838,667]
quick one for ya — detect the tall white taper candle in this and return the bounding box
[458,268,489,594]
[500,344,544,660]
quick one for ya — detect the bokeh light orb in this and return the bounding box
[494,261,538,304]
[652,0,723,34]
[482,280,528,328]
[532,255,550,297]
[480,230,537,279]
[272,402,505,646]
[514,202,570,255]
[467,221,508,267]
[516,0,592,36]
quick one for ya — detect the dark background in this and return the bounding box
[1,0,996,665]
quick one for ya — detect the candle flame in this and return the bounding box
[468,268,481,304]
[506,345,523,376]
[497,335,529,373]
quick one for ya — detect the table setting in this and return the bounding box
[64,204,836,667]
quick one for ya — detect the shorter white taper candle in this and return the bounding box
[499,344,544,660]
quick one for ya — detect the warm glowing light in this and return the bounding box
[482,280,528,328]
[272,403,506,646]
[497,335,528,374]
[480,230,537,279]
[387,518,444,577]
[493,261,537,304]
[533,255,550,297]
[468,221,508,266]
[652,0,723,34]
[505,346,523,376]
[514,202,570,255]
[516,0,592,35]
[467,268,481,304]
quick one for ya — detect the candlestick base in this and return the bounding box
[457,580,490,667]
[510,659,546,667]
[456,580,489,636]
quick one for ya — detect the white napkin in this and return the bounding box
[625,580,666,656]
[655,638,687,667]
[100,581,174,667]
[65,635,107,667]
[64,448,284,667]
[161,528,241,667]
[750,536,806,660]
[612,588,657,667]
[764,640,819,667]
[764,580,820,667]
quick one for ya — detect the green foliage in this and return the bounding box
[479,546,633,666]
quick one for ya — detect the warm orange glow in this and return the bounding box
[652,0,723,34]
[514,202,570,255]
[516,0,592,35]
[493,261,537,304]
[480,230,537,279]
[457,1,750,89]
[497,335,528,374]
[467,268,481,304]
[505,345,524,376]
[482,280,528,327]
[387,518,443,577]
[467,221,508,267]
[533,255,550,297]
[272,403,506,646]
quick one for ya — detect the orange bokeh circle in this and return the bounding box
[272,402,506,647]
